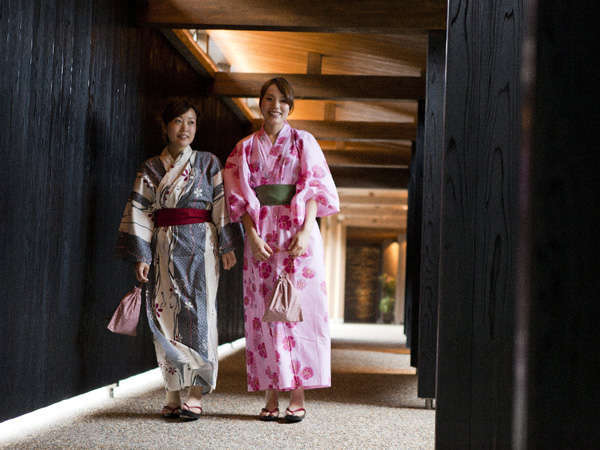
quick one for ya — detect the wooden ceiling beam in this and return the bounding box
[324,149,410,168]
[331,167,409,189]
[251,120,416,141]
[140,1,447,32]
[339,215,406,229]
[338,186,408,206]
[213,73,425,100]
[340,204,408,216]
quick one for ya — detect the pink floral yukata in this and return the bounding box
[224,122,339,392]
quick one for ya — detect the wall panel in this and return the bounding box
[0,0,248,420]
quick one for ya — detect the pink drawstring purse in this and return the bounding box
[262,272,303,323]
[107,286,142,336]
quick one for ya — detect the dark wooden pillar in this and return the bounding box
[417,30,446,399]
[515,1,600,448]
[404,100,425,365]
[435,1,523,447]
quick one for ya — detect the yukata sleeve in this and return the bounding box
[209,154,242,255]
[223,140,261,227]
[116,161,156,264]
[290,131,340,225]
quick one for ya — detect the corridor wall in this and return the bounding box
[0,0,248,421]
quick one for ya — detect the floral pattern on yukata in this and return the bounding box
[224,123,339,391]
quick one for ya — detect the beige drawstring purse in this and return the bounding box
[262,272,303,322]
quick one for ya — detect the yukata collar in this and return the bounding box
[160,145,193,171]
[258,121,292,145]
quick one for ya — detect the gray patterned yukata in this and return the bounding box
[117,146,239,393]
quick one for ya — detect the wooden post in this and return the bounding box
[515,1,600,448]
[404,99,425,364]
[435,1,523,447]
[417,30,446,399]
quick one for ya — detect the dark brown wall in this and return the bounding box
[516,1,600,448]
[0,0,248,421]
[435,0,522,447]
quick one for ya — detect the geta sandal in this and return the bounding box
[161,405,181,418]
[259,407,280,421]
[284,407,306,423]
[180,402,203,420]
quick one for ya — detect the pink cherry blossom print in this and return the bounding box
[278,215,292,230]
[299,247,312,258]
[269,145,281,156]
[302,267,315,279]
[244,295,250,306]
[249,162,260,173]
[285,322,298,329]
[246,350,255,366]
[316,194,328,206]
[260,283,270,297]
[283,336,296,351]
[258,343,268,358]
[283,256,297,274]
[302,367,314,380]
[259,263,272,279]
[275,350,281,363]
[253,317,262,331]
[154,303,163,318]
[259,207,268,220]
[312,165,326,178]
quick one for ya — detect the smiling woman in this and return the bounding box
[116,98,240,420]
[223,78,340,423]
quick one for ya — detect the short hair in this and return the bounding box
[259,78,295,112]
[161,98,199,125]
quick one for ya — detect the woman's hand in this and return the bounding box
[249,233,273,262]
[221,251,237,270]
[288,229,310,257]
[135,262,150,283]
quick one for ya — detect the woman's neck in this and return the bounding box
[263,121,284,143]
[167,143,186,159]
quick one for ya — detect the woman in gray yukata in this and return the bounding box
[117,98,238,420]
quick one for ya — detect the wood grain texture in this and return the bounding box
[516,2,600,448]
[404,101,425,366]
[435,1,522,447]
[330,167,409,189]
[325,149,410,168]
[252,120,416,141]
[140,0,447,31]
[207,30,427,76]
[214,73,425,100]
[417,31,446,399]
[0,0,248,421]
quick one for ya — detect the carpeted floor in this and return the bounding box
[3,330,435,449]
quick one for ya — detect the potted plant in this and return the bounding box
[378,274,396,323]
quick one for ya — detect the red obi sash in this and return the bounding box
[153,208,211,227]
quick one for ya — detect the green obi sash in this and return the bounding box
[254,184,296,206]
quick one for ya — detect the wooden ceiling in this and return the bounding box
[140,0,447,231]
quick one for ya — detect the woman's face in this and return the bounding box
[260,84,290,129]
[166,108,197,149]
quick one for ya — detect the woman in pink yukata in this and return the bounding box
[223,78,339,423]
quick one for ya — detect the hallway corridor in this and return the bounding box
[2,325,434,449]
